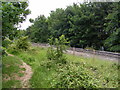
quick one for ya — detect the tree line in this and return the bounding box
[26,2,120,52]
[1,2,120,52]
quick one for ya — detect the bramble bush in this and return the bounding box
[47,35,69,63]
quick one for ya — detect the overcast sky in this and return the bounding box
[19,0,84,30]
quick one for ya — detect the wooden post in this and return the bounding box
[73,47,75,55]
[93,50,96,61]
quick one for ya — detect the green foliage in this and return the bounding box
[104,2,120,52]
[27,2,120,52]
[2,56,23,88]
[104,28,120,52]
[29,18,34,23]
[1,47,8,56]
[51,62,98,88]
[13,46,119,88]
[15,36,31,50]
[26,15,49,43]
[7,36,31,54]
[47,35,69,63]
[20,55,36,66]
[3,56,22,76]
[3,80,21,88]
[1,2,30,40]
[2,37,12,48]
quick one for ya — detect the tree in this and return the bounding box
[26,15,49,43]
[1,2,30,40]
[104,2,120,52]
[47,35,69,63]
[26,2,120,52]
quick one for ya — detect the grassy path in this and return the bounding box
[19,60,33,88]
[3,54,33,88]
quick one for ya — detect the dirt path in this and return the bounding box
[19,60,33,88]
[8,54,33,88]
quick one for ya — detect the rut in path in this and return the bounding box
[8,54,33,88]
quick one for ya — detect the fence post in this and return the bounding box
[73,47,75,55]
[93,50,96,61]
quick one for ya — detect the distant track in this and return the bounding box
[32,43,119,62]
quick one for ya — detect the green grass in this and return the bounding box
[4,46,119,88]
[2,56,24,88]
[16,47,54,88]
[66,54,119,88]
[18,72,24,77]
[3,80,21,88]
[14,46,119,88]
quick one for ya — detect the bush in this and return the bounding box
[50,62,99,88]
[7,36,31,54]
[2,37,12,48]
[15,36,31,50]
[47,35,69,63]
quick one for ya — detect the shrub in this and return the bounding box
[47,35,69,63]
[2,37,12,48]
[51,62,99,88]
[15,36,31,50]
[7,36,31,54]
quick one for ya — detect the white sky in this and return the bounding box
[19,0,84,30]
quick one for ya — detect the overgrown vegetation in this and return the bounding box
[50,62,98,88]
[12,47,119,88]
[3,39,119,88]
[2,1,120,89]
[4,36,31,54]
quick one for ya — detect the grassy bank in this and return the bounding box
[2,56,24,88]
[3,46,119,88]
